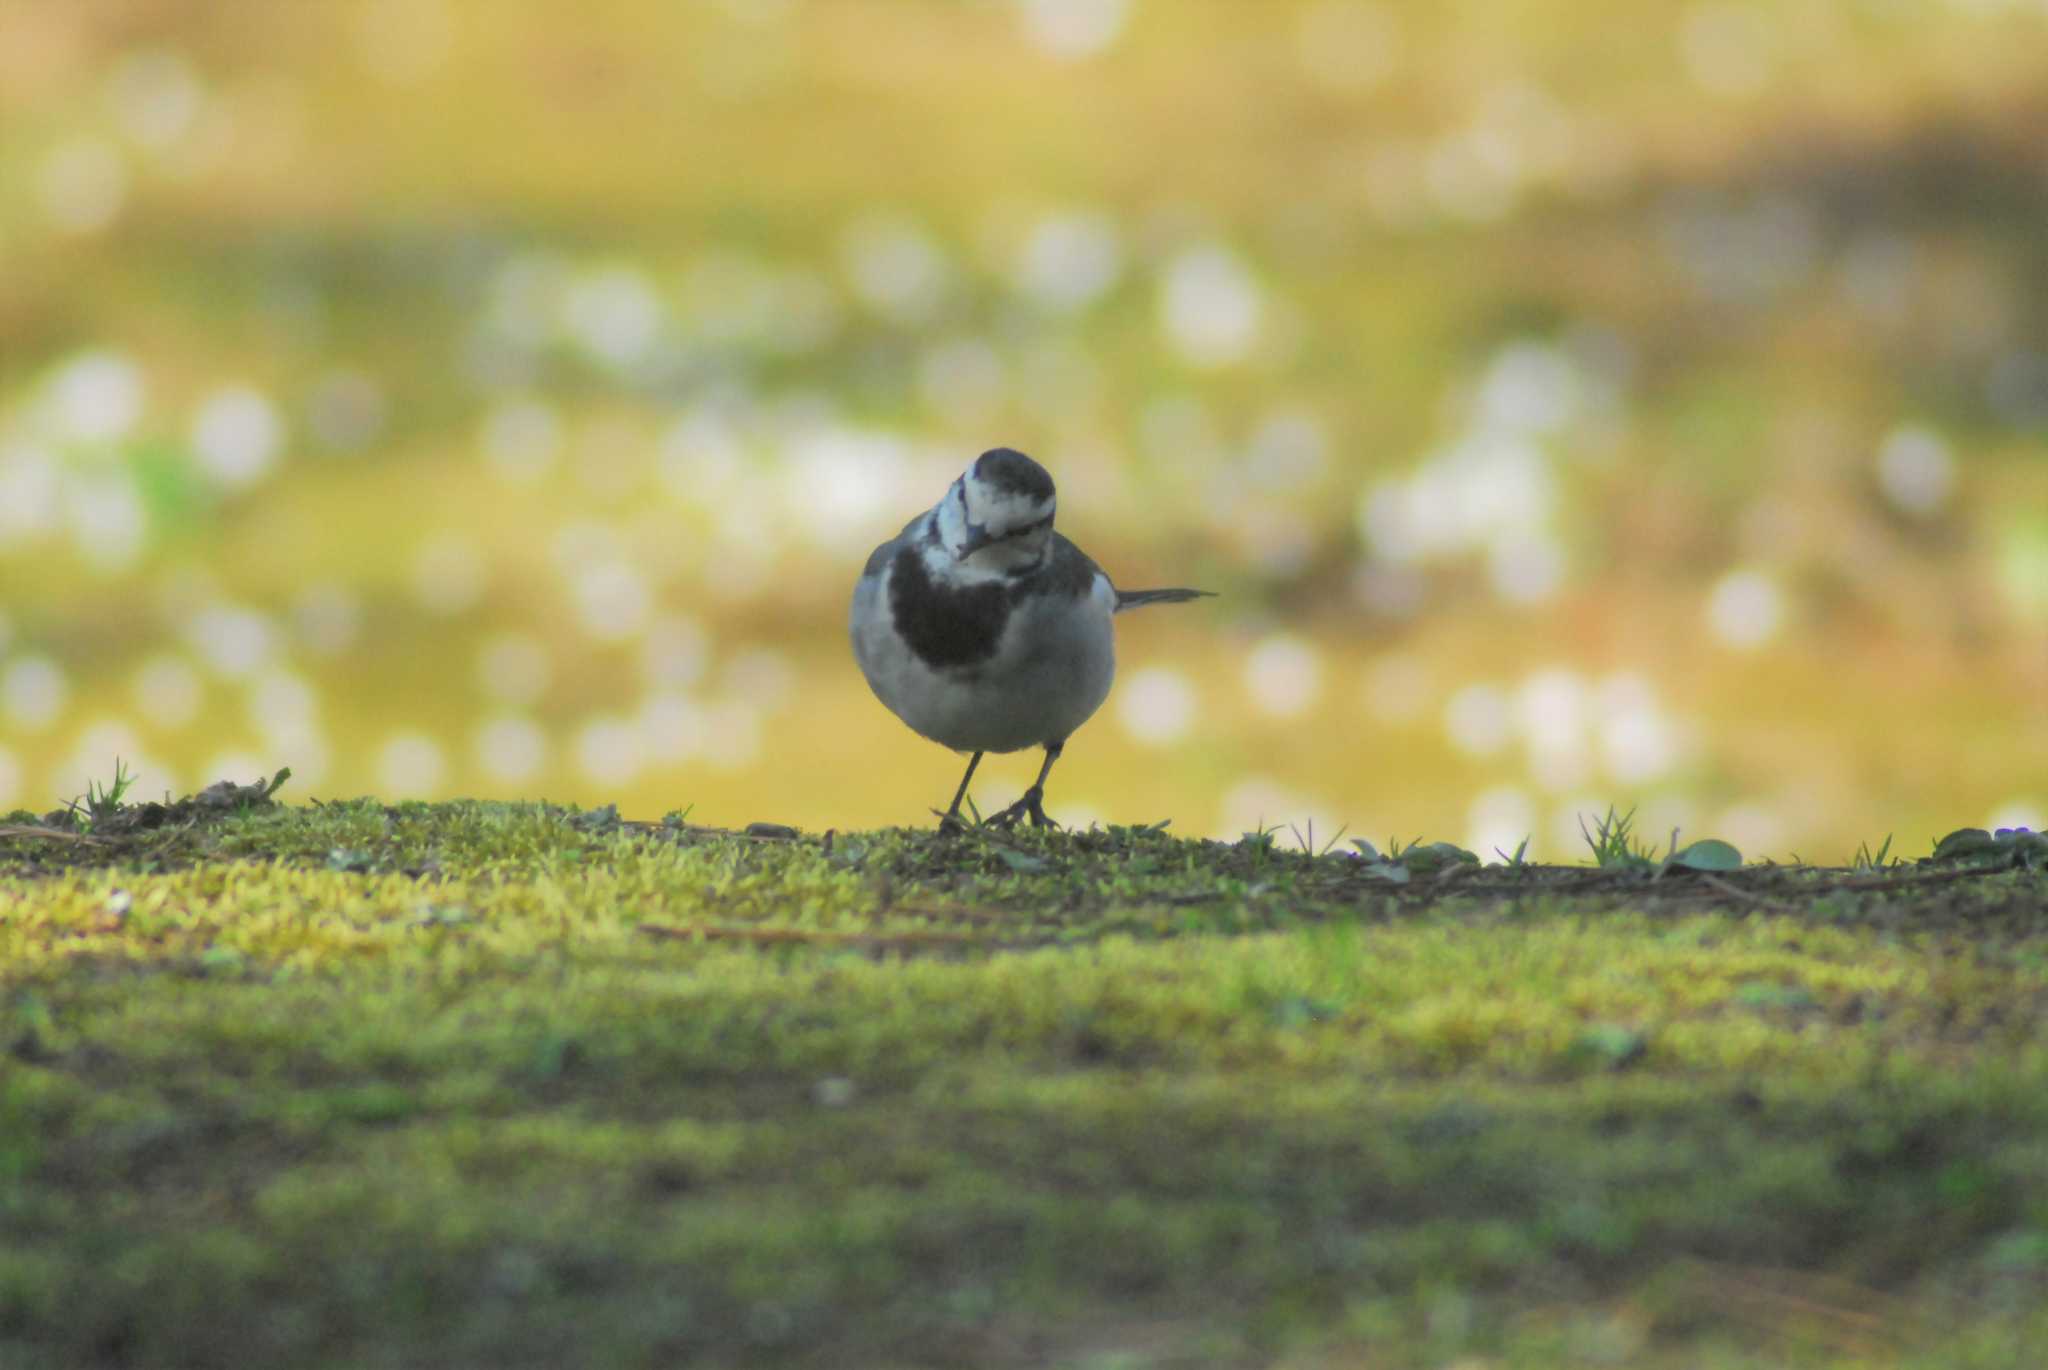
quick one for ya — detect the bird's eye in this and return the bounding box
[991,515,1050,542]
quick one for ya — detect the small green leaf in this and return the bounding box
[1929,827,2045,868]
[198,946,246,976]
[1931,828,1996,861]
[412,904,472,927]
[994,848,1049,874]
[568,804,621,833]
[1734,982,1817,1011]
[326,1084,416,1124]
[1937,1159,1992,1206]
[1984,1230,2048,1271]
[826,839,870,867]
[1405,841,1480,871]
[1670,839,1742,871]
[1350,838,1381,860]
[1269,995,1340,1030]
[1568,1024,1647,1069]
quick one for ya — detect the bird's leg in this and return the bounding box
[988,742,1063,830]
[936,751,984,833]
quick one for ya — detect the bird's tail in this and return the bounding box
[1113,586,1216,612]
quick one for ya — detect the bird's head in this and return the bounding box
[936,447,1057,570]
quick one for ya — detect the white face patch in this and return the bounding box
[932,481,976,558]
[931,473,1056,577]
[961,468,1054,540]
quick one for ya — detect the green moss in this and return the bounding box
[1,801,2045,1366]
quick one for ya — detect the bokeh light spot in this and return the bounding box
[781,427,911,554]
[1013,211,1124,311]
[1596,674,1682,785]
[1016,0,1131,60]
[641,693,709,762]
[917,339,1008,429]
[293,584,362,656]
[482,398,563,483]
[1477,342,1579,436]
[245,667,327,786]
[1680,4,1777,98]
[190,385,285,489]
[575,715,646,787]
[185,604,276,680]
[1118,666,1197,747]
[1360,434,1557,567]
[1218,777,1324,841]
[40,137,128,234]
[0,445,61,547]
[133,654,204,729]
[1444,682,1512,758]
[1488,534,1565,603]
[1875,424,1955,516]
[1160,245,1264,368]
[46,351,145,444]
[570,562,653,642]
[200,751,268,793]
[562,266,664,369]
[1987,800,2044,834]
[701,701,763,770]
[1715,801,1785,858]
[1467,785,1536,861]
[1295,2,1401,93]
[475,715,548,785]
[108,50,204,149]
[477,633,553,705]
[642,616,712,692]
[1516,669,1590,792]
[1362,653,1430,725]
[378,731,447,797]
[1245,635,1323,719]
[66,472,150,572]
[842,215,951,325]
[358,0,454,84]
[2,656,68,732]
[411,535,490,616]
[723,647,795,710]
[248,668,318,735]
[1706,569,1784,649]
[1244,408,1328,490]
[60,722,177,804]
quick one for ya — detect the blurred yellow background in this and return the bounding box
[2,0,2044,857]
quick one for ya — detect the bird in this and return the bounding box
[850,446,1212,830]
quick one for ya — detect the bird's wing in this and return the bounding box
[1035,532,1111,598]
[861,513,929,579]
[1043,533,1213,612]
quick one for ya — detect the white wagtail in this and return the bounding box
[851,447,1211,829]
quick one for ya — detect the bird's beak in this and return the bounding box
[957,524,996,559]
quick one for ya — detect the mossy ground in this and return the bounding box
[2,796,2045,1368]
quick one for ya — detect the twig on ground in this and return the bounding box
[636,921,1042,953]
[0,826,110,846]
[1699,873,1801,912]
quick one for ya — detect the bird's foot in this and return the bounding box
[933,807,971,836]
[986,786,1056,830]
